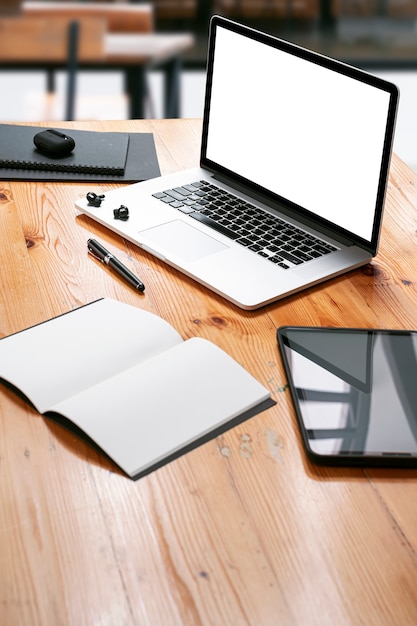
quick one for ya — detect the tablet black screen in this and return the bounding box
[278,327,417,467]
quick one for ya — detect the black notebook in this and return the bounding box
[0,124,129,174]
[0,127,160,183]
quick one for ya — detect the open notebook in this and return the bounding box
[0,299,274,479]
[76,16,399,310]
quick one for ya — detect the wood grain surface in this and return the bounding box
[1,119,417,626]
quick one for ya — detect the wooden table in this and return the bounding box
[1,119,417,626]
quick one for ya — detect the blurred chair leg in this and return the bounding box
[66,20,79,121]
[164,56,181,118]
[125,66,147,118]
[46,69,55,93]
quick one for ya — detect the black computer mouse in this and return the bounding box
[34,129,75,157]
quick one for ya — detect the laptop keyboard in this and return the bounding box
[152,181,338,269]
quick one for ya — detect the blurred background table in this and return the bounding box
[0,2,194,119]
[1,118,417,625]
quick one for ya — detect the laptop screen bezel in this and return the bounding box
[200,16,399,255]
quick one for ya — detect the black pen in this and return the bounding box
[87,238,145,292]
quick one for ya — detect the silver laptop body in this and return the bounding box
[76,16,399,310]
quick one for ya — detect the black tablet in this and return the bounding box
[277,326,417,467]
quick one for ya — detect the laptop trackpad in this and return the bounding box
[140,220,228,262]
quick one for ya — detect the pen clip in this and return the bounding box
[87,246,103,263]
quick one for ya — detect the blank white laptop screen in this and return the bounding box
[205,26,392,244]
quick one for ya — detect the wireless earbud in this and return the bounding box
[86,192,105,207]
[113,205,129,220]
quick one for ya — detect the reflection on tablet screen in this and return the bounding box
[278,327,417,466]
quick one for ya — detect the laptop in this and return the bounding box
[75,15,399,310]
